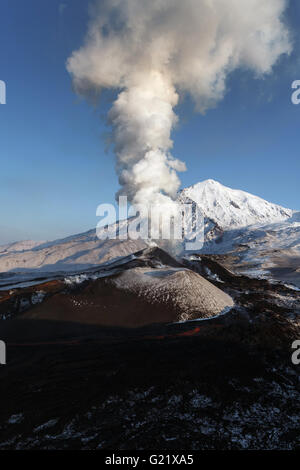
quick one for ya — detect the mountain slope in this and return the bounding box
[0,220,146,278]
[0,240,45,254]
[0,180,298,287]
[199,212,300,287]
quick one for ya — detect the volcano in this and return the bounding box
[1,247,234,328]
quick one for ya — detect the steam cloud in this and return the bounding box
[67,0,291,210]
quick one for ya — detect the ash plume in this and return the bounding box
[67,0,291,211]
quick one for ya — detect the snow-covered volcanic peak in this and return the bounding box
[179,179,292,229]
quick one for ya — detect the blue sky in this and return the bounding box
[0,0,300,244]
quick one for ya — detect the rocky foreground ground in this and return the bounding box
[0,248,299,450]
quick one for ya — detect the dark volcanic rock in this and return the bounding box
[1,248,234,327]
[0,248,299,450]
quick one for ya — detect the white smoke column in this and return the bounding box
[109,70,185,208]
[67,0,291,212]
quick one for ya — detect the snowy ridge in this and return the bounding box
[0,240,45,255]
[0,219,146,275]
[200,211,300,254]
